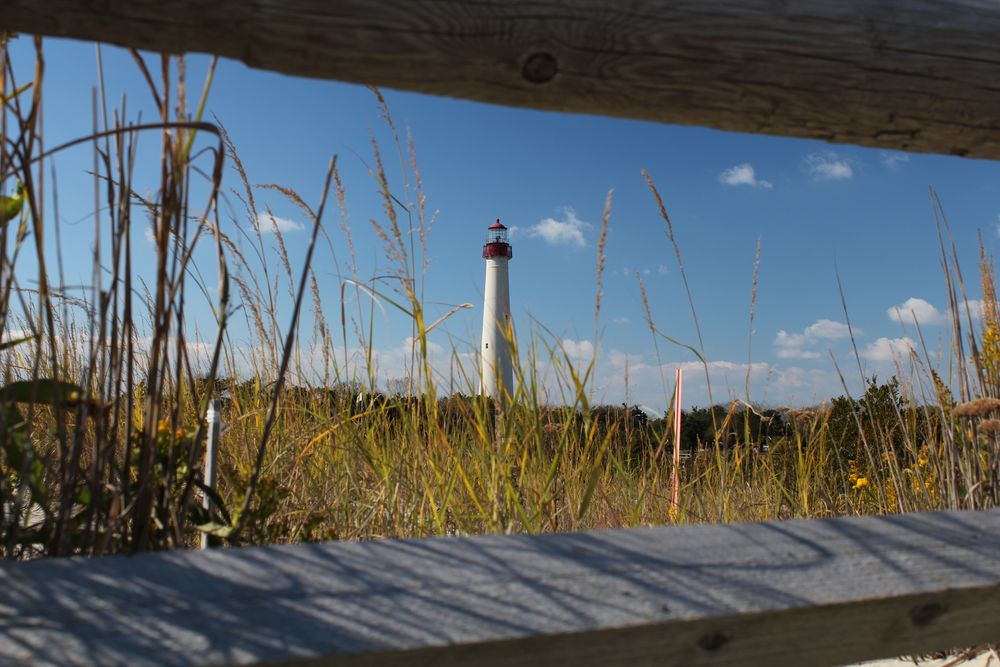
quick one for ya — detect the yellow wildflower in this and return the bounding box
[175,429,186,439]
[157,418,171,435]
[854,477,869,490]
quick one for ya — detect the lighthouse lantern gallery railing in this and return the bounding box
[3,1,1000,665]
[482,242,513,259]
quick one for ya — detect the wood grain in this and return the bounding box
[1,509,999,666]
[4,1,1000,158]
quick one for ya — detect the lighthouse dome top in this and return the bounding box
[483,217,513,259]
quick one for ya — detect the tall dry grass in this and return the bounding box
[0,38,997,560]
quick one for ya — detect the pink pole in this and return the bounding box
[671,368,683,514]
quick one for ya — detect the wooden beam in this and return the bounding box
[4,1,1000,159]
[2,509,999,666]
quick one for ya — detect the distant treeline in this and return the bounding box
[199,375,930,460]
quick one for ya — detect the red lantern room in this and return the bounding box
[482,219,513,259]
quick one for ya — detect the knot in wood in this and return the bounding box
[697,631,731,652]
[909,602,947,627]
[521,52,558,84]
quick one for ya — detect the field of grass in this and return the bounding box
[1,39,998,560]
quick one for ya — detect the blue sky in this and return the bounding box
[7,36,1000,412]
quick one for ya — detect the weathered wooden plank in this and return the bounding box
[1,509,999,666]
[4,1,1000,159]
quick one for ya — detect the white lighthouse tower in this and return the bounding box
[480,219,514,401]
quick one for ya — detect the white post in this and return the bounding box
[201,399,221,549]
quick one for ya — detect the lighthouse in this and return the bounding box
[480,219,514,401]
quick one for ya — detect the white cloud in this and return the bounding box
[881,152,910,170]
[767,365,851,405]
[401,336,445,357]
[863,337,915,362]
[0,328,40,361]
[775,346,820,360]
[596,356,771,401]
[132,335,217,376]
[1,328,35,344]
[609,350,642,368]
[289,336,858,412]
[560,338,595,361]
[805,152,854,181]
[961,299,986,321]
[887,297,947,326]
[774,330,807,351]
[612,317,631,325]
[804,319,852,340]
[774,318,854,359]
[887,297,989,332]
[657,264,669,276]
[719,163,773,189]
[528,207,589,247]
[324,335,459,393]
[546,348,852,407]
[257,212,304,234]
